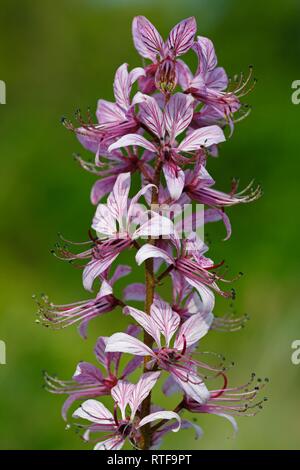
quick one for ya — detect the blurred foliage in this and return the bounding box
[0,0,300,449]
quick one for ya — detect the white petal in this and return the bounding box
[163,162,185,201]
[105,332,154,357]
[107,172,131,229]
[177,125,225,152]
[98,279,113,298]
[129,372,161,418]
[127,183,156,223]
[129,67,146,87]
[133,214,174,240]
[113,63,130,110]
[216,413,238,435]
[111,381,134,420]
[123,306,160,347]
[94,436,125,450]
[174,312,213,350]
[185,277,215,315]
[92,203,117,238]
[138,411,181,432]
[135,244,174,266]
[150,299,180,348]
[73,399,114,424]
[83,255,119,292]
[108,134,157,153]
[171,370,210,404]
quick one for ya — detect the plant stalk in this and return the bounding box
[140,160,162,450]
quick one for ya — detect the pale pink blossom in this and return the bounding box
[106,298,213,404]
[109,93,225,200]
[132,16,197,94]
[82,172,174,291]
[72,371,181,450]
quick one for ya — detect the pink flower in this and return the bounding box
[178,36,242,126]
[132,16,197,94]
[44,325,142,420]
[184,162,261,207]
[42,15,264,450]
[37,265,131,338]
[135,232,235,305]
[106,298,213,404]
[76,148,153,205]
[183,373,269,433]
[68,63,145,154]
[82,172,174,291]
[109,93,225,200]
[72,371,181,450]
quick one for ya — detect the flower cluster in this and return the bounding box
[39,16,266,450]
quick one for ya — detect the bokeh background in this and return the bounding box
[1,0,300,450]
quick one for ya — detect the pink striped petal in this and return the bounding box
[129,372,161,418]
[176,60,193,90]
[110,265,132,285]
[174,312,212,351]
[150,299,180,348]
[96,99,125,124]
[163,161,185,201]
[111,381,133,419]
[133,16,163,59]
[194,36,218,75]
[92,203,117,237]
[123,305,160,346]
[165,93,194,140]
[107,172,131,227]
[105,333,154,357]
[129,67,146,87]
[167,17,197,57]
[113,63,131,110]
[135,93,165,138]
[108,134,157,153]
[83,254,119,292]
[171,370,210,404]
[206,67,228,91]
[178,125,225,152]
[204,208,232,240]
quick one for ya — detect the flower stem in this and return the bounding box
[140,159,162,450]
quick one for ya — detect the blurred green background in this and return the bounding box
[1,0,300,450]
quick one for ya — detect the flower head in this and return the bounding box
[84,172,173,291]
[72,371,181,449]
[106,298,215,404]
[109,93,225,200]
[132,16,197,94]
